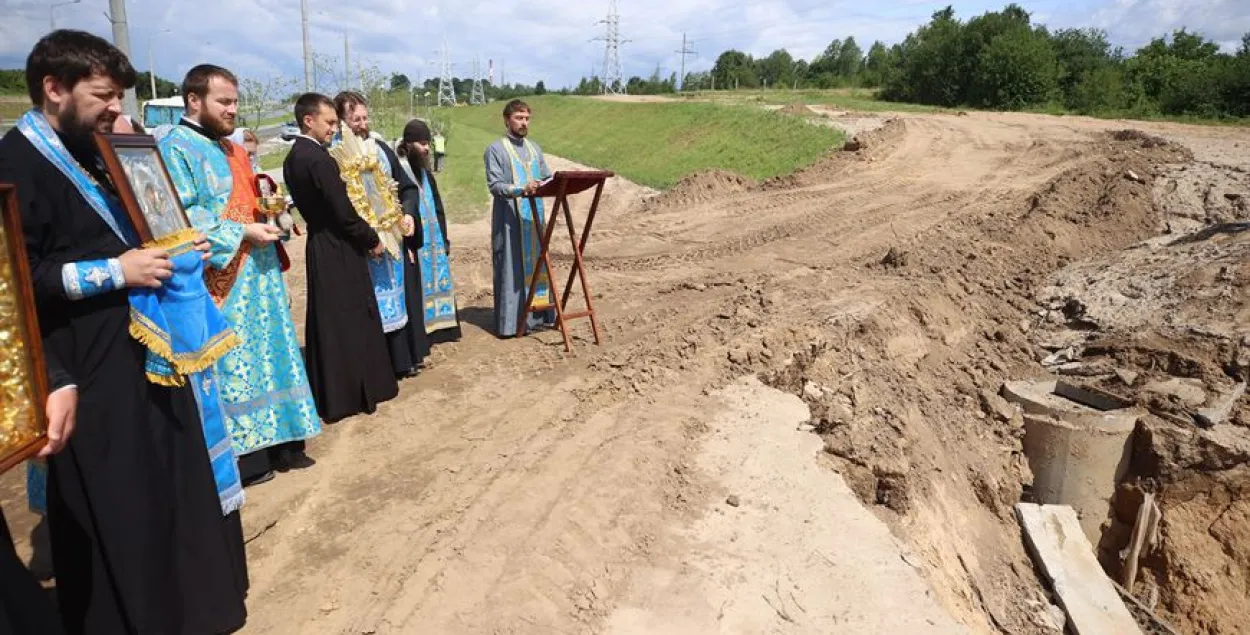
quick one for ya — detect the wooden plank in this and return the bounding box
[1016,503,1144,635]
[1121,493,1160,590]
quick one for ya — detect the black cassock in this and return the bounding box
[283,137,398,422]
[377,140,430,376]
[0,508,63,635]
[0,130,248,633]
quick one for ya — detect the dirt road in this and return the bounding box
[4,108,1247,633]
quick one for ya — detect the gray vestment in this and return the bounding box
[485,134,555,337]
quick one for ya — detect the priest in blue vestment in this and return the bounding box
[160,64,321,485]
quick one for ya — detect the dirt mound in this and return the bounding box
[849,117,906,155]
[646,169,756,208]
[1111,128,1171,147]
[777,101,814,117]
[761,118,907,190]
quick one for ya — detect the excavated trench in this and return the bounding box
[759,129,1249,634]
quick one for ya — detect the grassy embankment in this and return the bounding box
[388,95,844,223]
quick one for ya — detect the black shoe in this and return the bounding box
[243,470,275,487]
[273,449,316,472]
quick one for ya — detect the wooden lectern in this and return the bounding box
[517,170,614,352]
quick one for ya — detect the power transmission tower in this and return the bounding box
[436,39,457,107]
[595,0,628,95]
[676,33,696,91]
[470,57,486,105]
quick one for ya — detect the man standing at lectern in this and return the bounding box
[484,99,556,337]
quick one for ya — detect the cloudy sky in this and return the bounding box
[0,0,1246,91]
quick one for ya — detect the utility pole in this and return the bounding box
[675,32,696,92]
[436,39,457,107]
[105,0,138,118]
[343,31,350,92]
[300,0,313,91]
[595,0,628,95]
[146,29,170,103]
[469,57,486,105]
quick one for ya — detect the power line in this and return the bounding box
[675,32,696,89]
[436,39,456,107]
[469,56,486,105]
[594,0,629,94]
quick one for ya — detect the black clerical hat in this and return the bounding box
[402,119,432,144]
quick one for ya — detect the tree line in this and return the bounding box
[570,3,1250,119]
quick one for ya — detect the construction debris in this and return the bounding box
[1016,503,1144,635]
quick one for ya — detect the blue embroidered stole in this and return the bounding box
[502,138,552,308]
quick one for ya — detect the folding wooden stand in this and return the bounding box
[517,170,614,352]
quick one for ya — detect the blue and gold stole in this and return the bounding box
[502,137,553,309]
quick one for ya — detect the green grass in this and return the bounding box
[439,95,844,190]
[259,146,289,172]
[259,95,843,224]
[421,123,499,224]
[252,113,288,128]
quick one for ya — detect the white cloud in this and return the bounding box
[1081,0,1250,51]
[0,0,1245,94]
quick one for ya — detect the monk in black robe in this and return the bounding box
[283,93,398,422]
[398,118,463,344]
[0,30,247,633]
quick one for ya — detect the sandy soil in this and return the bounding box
[3,108,1249,634]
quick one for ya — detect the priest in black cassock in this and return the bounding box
[0,30,247,634]
[283,93,398,422]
